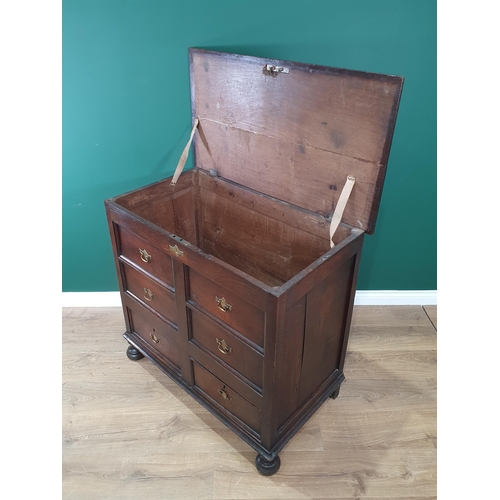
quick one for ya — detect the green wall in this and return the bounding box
[63,0,436,292]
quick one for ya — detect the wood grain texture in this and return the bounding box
[198,171,352,243]
[200,186,329,282]
[63,305,436,499]
[117,225,175,288]
[190,307,264,389]
[298,256,355,406]
[188,267,266,348]
[190,49,403,233]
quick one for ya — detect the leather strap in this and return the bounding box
[329,176,355,248]
[170,118,199,187]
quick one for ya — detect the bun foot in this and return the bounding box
[126,345,144,361]
[329,387,340,399]
[255,454,280,476]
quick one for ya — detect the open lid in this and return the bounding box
[189,48,403,234]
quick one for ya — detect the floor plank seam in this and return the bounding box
[421,306,437,331]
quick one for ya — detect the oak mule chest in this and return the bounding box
[105,49,403,476]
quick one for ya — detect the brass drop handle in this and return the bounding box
[218,388,232,402]
[139,248,151,263]
[150,333,159,344]
[216,338,232,355]
[215,296,232,313]
[143,287,155,301]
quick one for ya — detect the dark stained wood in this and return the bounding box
[259,291,279,451]
[121,262,178,325]
[329,387,341,399]
[187,341,262,409]
[298,256,356,406]
[255,454,281,476]
[192,360,261,435]
[125,344,144,361]
[118,225,174,289]
[172,260,194,386]
[188,268,265,348]
[189,307,264,389]
[190,48,403,233]
[106,171,374,468]
[126,303,182,370]
[104,48,403,474]
[275,294,307,429]
[337,239,364,373]
[105,200,273,307]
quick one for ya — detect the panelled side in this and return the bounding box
[274,294,307,431]
[297,255,356,406]
[269,232,363,451]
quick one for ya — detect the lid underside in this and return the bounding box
[189,49,403,234]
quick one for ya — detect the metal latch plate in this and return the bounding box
[264,64,290,75]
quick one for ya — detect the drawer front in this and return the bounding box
[190,308,263,389]
[122,262,177,325]
[127,304,182,371]
[119,226,174,288]
[188,269,265,348]
[192,361,261,434]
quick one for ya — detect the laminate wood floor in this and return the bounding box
[62,305,437,499]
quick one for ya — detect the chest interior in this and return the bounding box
[115,168,353,287]
[113,49,402,287]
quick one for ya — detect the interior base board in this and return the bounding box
[62,290,437,308]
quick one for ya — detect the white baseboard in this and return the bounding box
[62,290,437,307]
[61,292,123,307]
[354,290,437,305]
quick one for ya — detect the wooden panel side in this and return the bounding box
[275,294,307,431]
[130,187,197,245]
[283,229,363,305]
[259,292,279,451]
[196,120,382,230]
[200,187,330,283]
[104,205,132,335]
[114,170,194,210]
[201,239,285,287]
[298,255,356,407]
[198,169,351,242]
